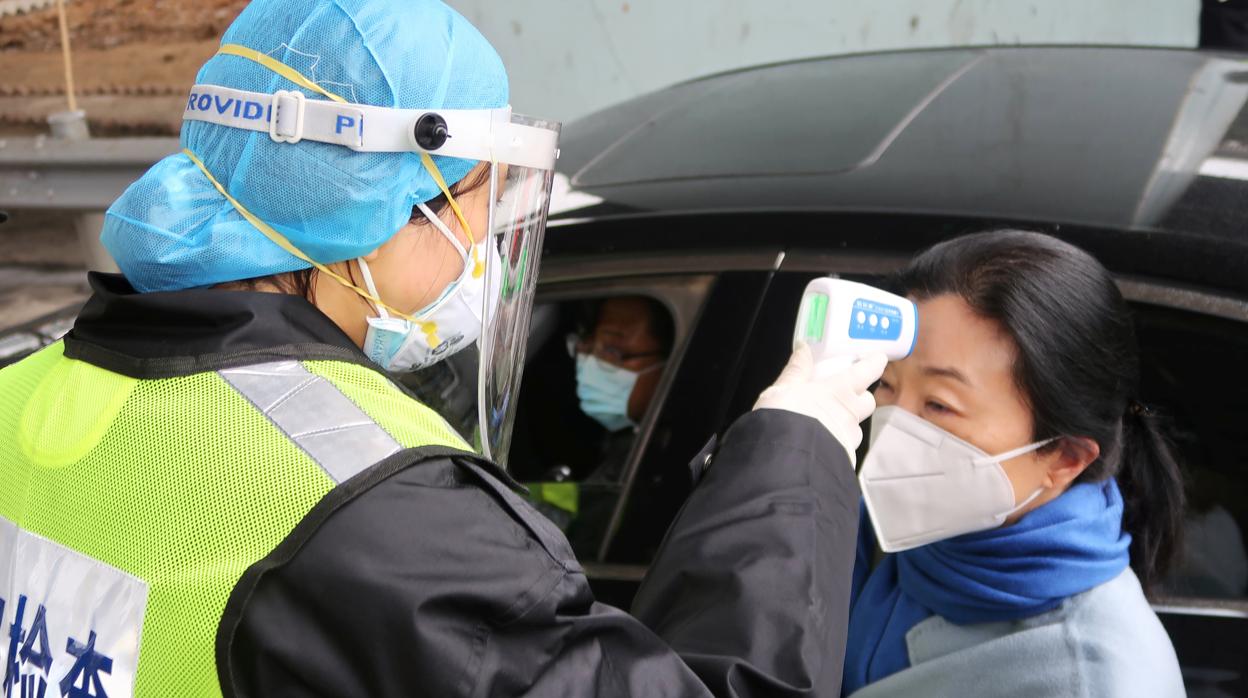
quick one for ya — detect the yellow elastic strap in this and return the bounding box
[182,147,435,331]
[419,152,486,279]
[218,44,348,103]
[421,323,440,348]
[205,45,481,330]
[219,44,479,255]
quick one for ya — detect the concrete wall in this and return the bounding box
[447,0,1201,123]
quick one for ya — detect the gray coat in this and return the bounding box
[848,568,1184,697]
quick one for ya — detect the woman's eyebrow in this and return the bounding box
[922,365,973,386]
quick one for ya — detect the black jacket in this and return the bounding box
[66,274,860,697]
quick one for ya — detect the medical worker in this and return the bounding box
[843,231,1185,697]
[0,1,885,695]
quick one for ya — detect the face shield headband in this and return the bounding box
[181,44,560,463]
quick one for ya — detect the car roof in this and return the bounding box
[556,46,1248,242]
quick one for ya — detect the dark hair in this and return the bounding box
[411,163,493,227]
[581,295,676,356]
[221,164,493,301]
[644,297,677,356]
[893,230,1184,591]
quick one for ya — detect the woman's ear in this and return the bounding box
[1043,436,1100,489]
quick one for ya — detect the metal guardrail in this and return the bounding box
[0,136,177,210]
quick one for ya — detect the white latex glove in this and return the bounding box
[753,344,888,466]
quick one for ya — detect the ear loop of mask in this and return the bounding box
[419,151,485,281]
[355,256,387,319]
[978,436,1060,517]
[354,185,485,351]
[415,201,470,263]
[369,202,473,320]
[352,157,487,334]
[356,255,441,350]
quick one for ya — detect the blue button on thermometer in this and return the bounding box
[793,278,917,368]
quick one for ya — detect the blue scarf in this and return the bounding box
[842,479,1132,695]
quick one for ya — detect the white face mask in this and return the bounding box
[859,406,1056,553]
[359,202,500,373]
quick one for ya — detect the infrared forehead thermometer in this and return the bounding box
[793,278,917,367]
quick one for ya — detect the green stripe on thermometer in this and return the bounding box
[806,293,828,342]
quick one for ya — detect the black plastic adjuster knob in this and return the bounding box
[414,113,449,151]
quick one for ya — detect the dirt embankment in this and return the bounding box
[2,0,246,52]
[0,0,248,135]
[0,1,247,278]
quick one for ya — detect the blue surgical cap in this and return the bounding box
[102,0,509,292]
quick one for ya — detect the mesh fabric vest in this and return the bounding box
[0,342,469,696]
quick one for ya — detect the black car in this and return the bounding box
[3,43,1247,697]
[511,46,1248,696]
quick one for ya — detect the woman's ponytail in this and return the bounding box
[1117,403,1185,592]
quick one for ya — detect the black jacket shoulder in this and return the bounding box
[217,446,578,697]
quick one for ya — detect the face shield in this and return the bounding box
[180,47,559,465]
[478,125,558,463]
[405,115,559,464]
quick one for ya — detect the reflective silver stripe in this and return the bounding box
[218,361,401,484]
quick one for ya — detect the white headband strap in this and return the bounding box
[183,83,558,170]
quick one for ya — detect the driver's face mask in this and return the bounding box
[859,405,1056,552]
[358,202,500,373]
[573,353,664,432]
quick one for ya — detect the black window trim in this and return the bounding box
[538,249,783,284]
[779,249,1248,322]
[1151,602,1248,620]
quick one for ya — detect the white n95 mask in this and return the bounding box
[860,406,1055,553]
[359,202,500,373]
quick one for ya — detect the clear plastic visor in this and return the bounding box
[404,114,558,466]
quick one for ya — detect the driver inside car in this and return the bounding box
[515,296,674,552]
[570,295,673,479]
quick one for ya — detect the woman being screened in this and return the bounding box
[844,231,1185,697]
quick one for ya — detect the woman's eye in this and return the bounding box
[925,400,950,414]
[875,379,894,393]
